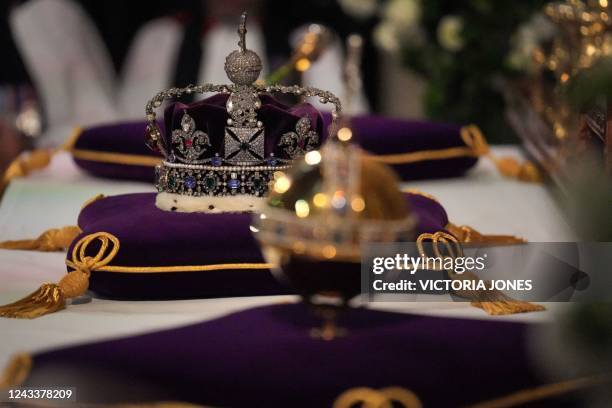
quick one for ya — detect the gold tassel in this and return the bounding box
[471,298,546,316]
[446,223,526,245]
[0,149,53,194]
[0,127,82,196]
[417,231,545,315]
[0,353,32,389]
[0,232,119,319]
[463,273,546,315]
[0,283,65,319]
[461,125,542,183]
[0,226,82,252]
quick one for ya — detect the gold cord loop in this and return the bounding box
[65,232,120,275]
[0,232,119,318]
[415,230,544,315]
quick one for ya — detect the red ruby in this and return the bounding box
[185,139,193,147]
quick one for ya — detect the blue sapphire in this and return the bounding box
[228,178,241,190]
[211,156,222,166]
[184,176,196,189]
[266,156,278,166]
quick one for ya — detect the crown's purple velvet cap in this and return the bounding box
[163,94,324,162]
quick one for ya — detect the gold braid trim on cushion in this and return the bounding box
[69,149,162,167]
[371,145,477,164]
[334,386,422,408]
[370,123,486,165]
[416,231,545,315]
[57,124,474,170]
[97,263,273,273]
[63,124,162,166]
[68,142,480,168]
[67,144,472,168]
[0,226,82,252]
[371,124,541,182]
[0,353,31,389]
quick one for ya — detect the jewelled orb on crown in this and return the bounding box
[144,12,341,213]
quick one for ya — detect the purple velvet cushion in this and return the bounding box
[345,115,477,180]
[68,192,448,300]
[71,121,156,182]
[24,303,569,407]
[69,113,477,182]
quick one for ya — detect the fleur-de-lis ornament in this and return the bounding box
[279,116,319,159]
[172,112,211,163]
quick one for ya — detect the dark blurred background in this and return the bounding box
[0,0,380,105]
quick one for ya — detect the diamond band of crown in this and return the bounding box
[145,12,341,198]
[156,162,291,197]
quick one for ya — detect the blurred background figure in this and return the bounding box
[10,0,118,146]
[2,0,376,153]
